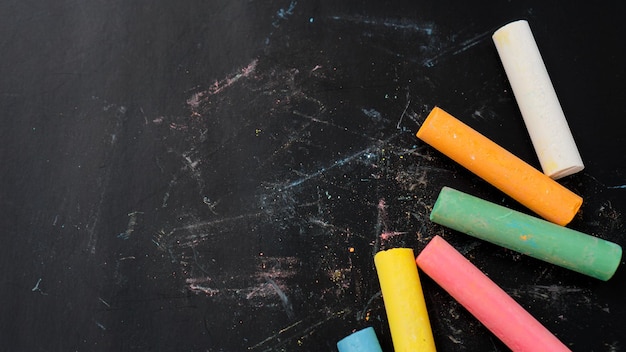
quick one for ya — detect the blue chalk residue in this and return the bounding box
[273,1,297,27]
[361,108,382,120]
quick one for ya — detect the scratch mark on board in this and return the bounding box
[98,297,111,308]
[357,290,381,321]
[422,30,492,67]
[187,59,259,113]
[117,211,143,240]
[281,132,403,191]
[604,341,620,352]
[188,284,220,296]
[247,308,351,351]
[84,99,128,254]
[508,284,611,313]
[265,276,295,320]
[31,278,48,295]
[329,15,434,35]
[608,184,626,189]
[167,211,265,237]
[292,110,385,142]
[396,98,411,130]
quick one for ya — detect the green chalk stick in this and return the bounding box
[431,187,622,281]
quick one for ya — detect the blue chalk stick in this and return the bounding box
[337,327,383,352]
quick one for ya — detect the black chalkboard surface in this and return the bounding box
[1,1,625,351]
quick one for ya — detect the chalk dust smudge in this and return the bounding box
[117,211,143,240]
[186,59,259,113]
[329,15,434,35]
[146,27,463,348]
[508,284,609,313]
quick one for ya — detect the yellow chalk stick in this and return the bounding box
[374,248,437,352]
[416,106,582,225]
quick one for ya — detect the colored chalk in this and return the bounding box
[337,327,383,352]
[374,248,437,352]
[416,106,582,226]
[430,187,622,281]
[416,236,571,352]
[493,20,584,179]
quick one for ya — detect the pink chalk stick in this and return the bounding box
[416,236,571,352]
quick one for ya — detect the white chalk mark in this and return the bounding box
[329,15,434,35]
[307,217,341,231]
[448,335,462,344]
[422,30,492,67]
[247,308,350,351]
[31,278,42,291]
[162,175,177,208]
[506,284,609,311]
[248,320,305,350]
[608,184,626,189]
[181,151,206,195]
[292,110,382,142]
[85,178,108,252]
[202,197,219,215]
[156,208,306,249]
[527,284,583,297]
[189,284,220,296]
[98,297,111,308]
[282,132,403,190]
[172,211,265,235]
[31,278,48,295]
[265,277,295,320]
[117,211,143,240]
[357,291,382,321]
[397,98,411,129]
[85,99,127,254]
[185,277,212,285]
[604,341,620,352]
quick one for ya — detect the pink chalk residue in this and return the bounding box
[186,58,259,111]
[380,231,407,240]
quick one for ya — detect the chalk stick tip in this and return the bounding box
[337,327,383,352]
[546,164,585,180]
[416,106,442,139]
[599,244,623,281]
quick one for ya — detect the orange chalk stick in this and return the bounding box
[416,106,582,225]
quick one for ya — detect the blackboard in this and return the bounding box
[1,1,625,351]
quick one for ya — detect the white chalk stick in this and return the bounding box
[493,20,584,179]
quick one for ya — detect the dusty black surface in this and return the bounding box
[1,1,625,351]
